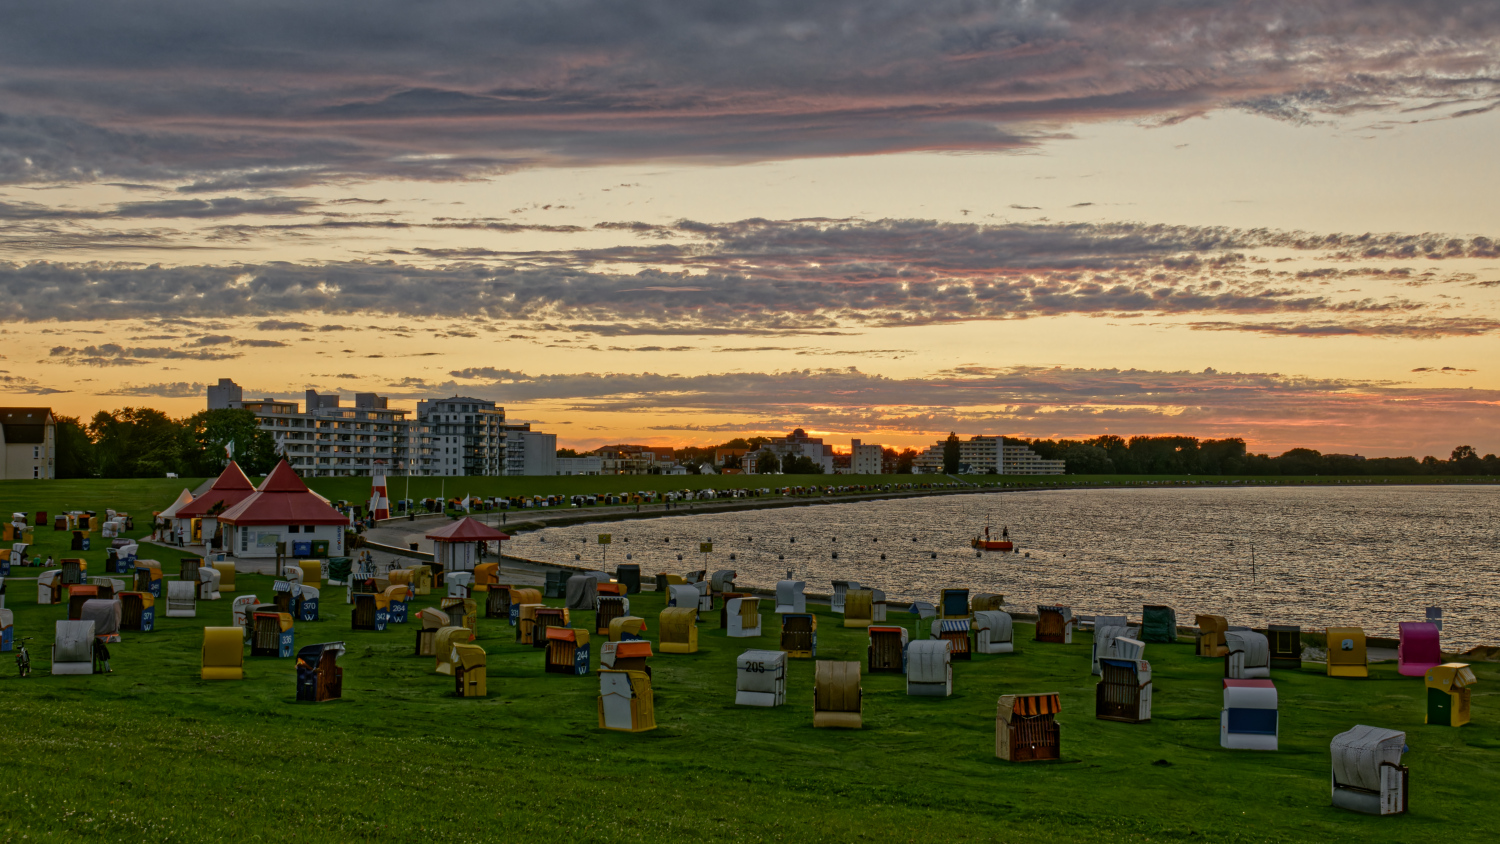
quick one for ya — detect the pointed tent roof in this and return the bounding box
[426,516,510,542]
[175,461,256,519]
[218,460,349,526]
[157,488,195,519]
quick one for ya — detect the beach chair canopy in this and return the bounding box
[419,608,451,630]
[908,639,951,683]
[565,575,598,610]
[975,610,1012,640]
[1397,622,1442,676]
[80,599,122,636]
[774,580,806,614]
[297,641,347,664]
[1331,725,1406,792]
[668,584,698,608]
[1226,630,1270,666]
[202,627,245,679]
[54,620,95,662]
[710,570,737,592]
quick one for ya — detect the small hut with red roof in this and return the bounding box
[219,460,350,558]
[173,461,256,550]
[426,517,510,572]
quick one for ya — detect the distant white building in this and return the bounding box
[207,379,412,477]
[510,429,557,476]
[746,429,836,474]
[417,396,505,477]
[850,439,884,474]
[913,435,1065,475]
[557,456,603,475]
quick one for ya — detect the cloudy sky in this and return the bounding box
[2,1,1498,456]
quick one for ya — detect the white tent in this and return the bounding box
[158,489,194,521]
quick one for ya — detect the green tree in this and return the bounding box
[556,448,581,458]
[89,407,184,478]
[895,448,917,474]
[783,455,826,474]
[1061,443,1114,474]
[53,414,96,479]
[754,450,780,474]
[1451,445,1482,475]
[182,409,277,476]
[942,432,961,474]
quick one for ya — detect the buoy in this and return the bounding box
[540,537,546,542]
[880,553,886,560]
[574,554,580,561]
[676,554,683,561]
[778,554,784,560]
[790,537,796,543]
[729,553,736,561]
[626,553,632,560]
[1024,552,1030,558]
[831,552,838,559]
[931,553,937,559]
[976,552,982,558]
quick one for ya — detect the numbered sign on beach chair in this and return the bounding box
[780,613,817,658]
[1425,663,1476,727]
[1225,630,1271,679]
[1326,627,1368,678]
[120,592,155,632]
[659,607,698,654]
[454,644,487,697]
[596,595,630,634]
[1330,726,1408,815]
[813,661,863,729]
[867,626,908,673]
[1268,624,1301,670]
[1397,622,1442,677]
[52,620,96,675]
[165,580,197,618]
[297,586,321,622]
[545,627,591,675]
[907,639,952,697]
[736,649,787,707]
[843,589,875,629]
[1195,615,1228,657]
[931,618,972,660]
[774,580,806,614]
[1035,606,1073,644]
[1096,657,1152,723]
[352,592,388,632]
[384,586,409,623]
[506,587,541,626]
[80,599,121,644]
[996,693,1062,762]
[134,562,162,597]
[201,627,245,680]
[1221,679,1277,750]
[599,669,656,732]
[295,642,345,702]
[974,611,1014,654]
[252,612,295,657]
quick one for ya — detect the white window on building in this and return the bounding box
[33,446,40,459]
[33,466,40,478]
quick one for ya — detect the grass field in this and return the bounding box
[1,485,1496,843]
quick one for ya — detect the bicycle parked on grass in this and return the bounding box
[15,637,32,678]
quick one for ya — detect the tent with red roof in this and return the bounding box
[219,460,349,558]
[426,516,509,572]
[173,461,256,549]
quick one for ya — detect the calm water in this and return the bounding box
[506,486,1500,649]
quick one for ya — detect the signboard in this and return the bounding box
[598,534,612,545]
[699,542,713,553]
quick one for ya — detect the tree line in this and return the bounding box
[1020,435,1500,476]
[53,408,279,479]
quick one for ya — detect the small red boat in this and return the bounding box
[972,524,1013,551]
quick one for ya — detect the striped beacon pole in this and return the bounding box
[369,471,391,521]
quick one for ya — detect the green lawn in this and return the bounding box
[3,585,1494,843]
[1,486,1496,842]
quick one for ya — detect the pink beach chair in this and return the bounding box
[1397,622,1442,677]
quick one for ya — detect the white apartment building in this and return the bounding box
[849,438,884,474]
[507,427,558,476]
[416,397,506,476]
[745,429,836,474]
[912,435,1065,475]
[557,455,603,475]
[208,379,412,477]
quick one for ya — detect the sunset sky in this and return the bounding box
[2,1,1498,456]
